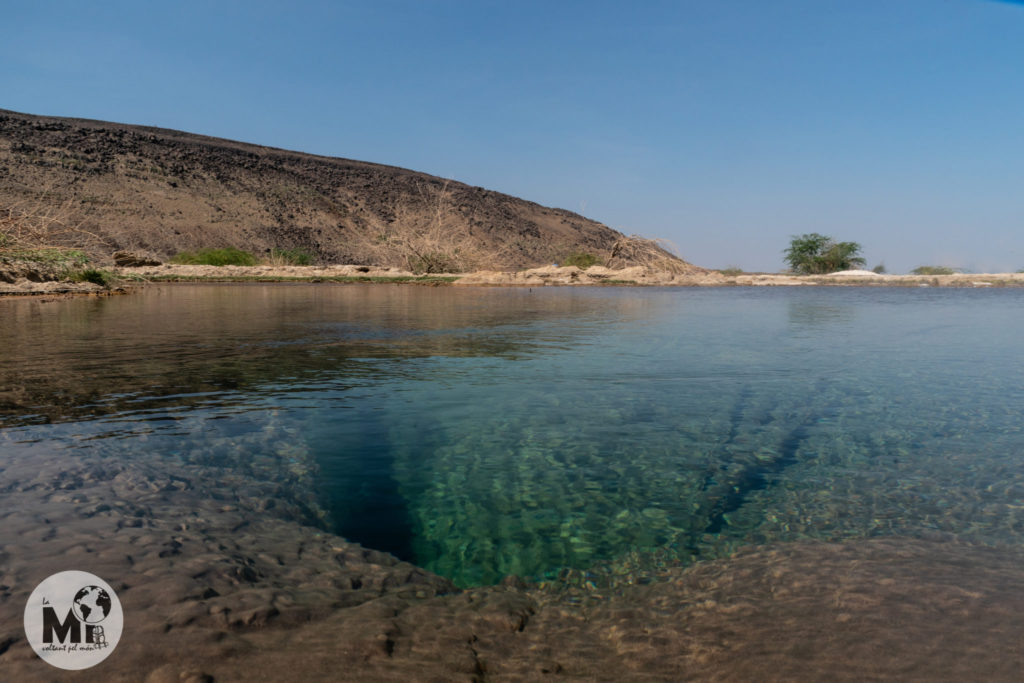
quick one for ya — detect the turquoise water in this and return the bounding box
[4,284,1024,586]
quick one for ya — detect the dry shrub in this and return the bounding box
[351,181,513,273]
[0,191,115,283]
[606,235,694,274]
[0,190,109,258]
[263,248,314,267]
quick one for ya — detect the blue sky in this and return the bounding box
[2,0,1022,272]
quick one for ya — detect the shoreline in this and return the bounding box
[5,263,1024,297]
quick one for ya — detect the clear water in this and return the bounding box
[4,284,1024,587]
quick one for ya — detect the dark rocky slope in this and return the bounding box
[0,109,690,271]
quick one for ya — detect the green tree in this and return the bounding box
[783,233,866,274]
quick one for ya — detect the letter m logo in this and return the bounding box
[42,606,80,644]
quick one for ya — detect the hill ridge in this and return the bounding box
[0,108,694,273]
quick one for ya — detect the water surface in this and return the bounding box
[4,284,1024,586]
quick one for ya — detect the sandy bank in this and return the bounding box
[6,264,1024,295]
[112,264,1024,288]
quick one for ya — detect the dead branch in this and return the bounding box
[606,235,693,274]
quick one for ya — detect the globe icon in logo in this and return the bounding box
[71,586,112,625]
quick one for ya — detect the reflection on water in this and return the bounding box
[0,284,651,426]
[4,285,1024,587]
[787,299,857,327]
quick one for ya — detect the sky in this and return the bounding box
[2,0,1022,273]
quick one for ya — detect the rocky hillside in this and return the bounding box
[0,109,695,272]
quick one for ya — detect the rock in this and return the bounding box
[114,250,162,267]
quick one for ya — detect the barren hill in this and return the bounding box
[0,109,696,272]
